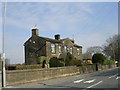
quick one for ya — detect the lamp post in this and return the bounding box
[2,1,7,87]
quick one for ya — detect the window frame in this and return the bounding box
[58,45,62,53]
[77,48,80,55]
[50,43,56,54]
[70,47,73,54]
[64,45,67,52]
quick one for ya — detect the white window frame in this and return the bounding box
[51,43,56,53]
[33,41,35,43]
[77,48,80,55]
[58,45,61,53]
[70,47,73,54]
[64,46,67,52]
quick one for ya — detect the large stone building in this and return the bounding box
[24,28,82,67]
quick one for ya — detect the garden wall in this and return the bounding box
[6,64,116,86]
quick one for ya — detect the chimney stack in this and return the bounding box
[32,28,38,36]
[71,40,74,43]
[55,34,60,40]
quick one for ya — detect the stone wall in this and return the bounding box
[6,64,116,86]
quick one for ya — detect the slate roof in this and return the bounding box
[37,36,61,43]
[24,35,82,48]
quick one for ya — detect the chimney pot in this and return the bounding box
[32,28,38,36]
[55,34,60,40]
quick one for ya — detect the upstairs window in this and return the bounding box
[70,47,73,54]
[51,44,55,53]
[64,46,67,52]
[58,45,61,53]
[77,48,80,55]
[33,41,35,44]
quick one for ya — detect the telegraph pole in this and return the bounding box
[2,0,7,87]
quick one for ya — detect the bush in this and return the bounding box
[16,65,41,70]
[92,53,106,64]
[49,57,65,67]
[103,60,115,65]
[65,52,75,66]
[64,52,82,66]
[69,60,82,66]
[49,53,82,67]
[49,57,59,67]
[59,61,65,67]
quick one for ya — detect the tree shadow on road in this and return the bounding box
[38,82,79,88]
[90,68,119,77]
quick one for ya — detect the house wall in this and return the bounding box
[46,41,60,59]
[62,39,82,60]
[46,39,82,61]
[25,36,82,65]
[73,47,82,60]
[25,36,46,65]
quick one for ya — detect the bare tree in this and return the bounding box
[103,34,119,62]
[82,52,92,59]
[83,46,103,59]
[87,46,103,55]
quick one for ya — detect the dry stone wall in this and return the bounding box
[6,64,116,86]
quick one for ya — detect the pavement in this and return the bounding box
[5,67,120,89]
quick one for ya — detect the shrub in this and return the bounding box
[64,52,82,66]
[65,52,75,66]
[92,53,106,64]
[103,60,115,65]
[49,57,65,67]
[16,65,41,70]
[59,61,65,67]
[69,60,82,66]
[49,57,59,67]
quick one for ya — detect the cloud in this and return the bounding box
[6,2,93,31]
[6,17,39,30]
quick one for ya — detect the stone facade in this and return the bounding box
[24,28,82,66]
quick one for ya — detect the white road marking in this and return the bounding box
[108,74,118,79]
[116,77,120,80]
[6,86,18,88]
[74,79,84,83]
[84,79,96,83]
[87,81,103,88]
[75,75,80,77]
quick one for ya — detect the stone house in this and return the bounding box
[24,28,82,67]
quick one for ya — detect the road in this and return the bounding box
[8,67,120,89]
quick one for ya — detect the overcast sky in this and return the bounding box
[0,2,118,64]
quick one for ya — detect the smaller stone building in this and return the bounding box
[24,28,82,67]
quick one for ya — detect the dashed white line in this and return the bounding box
[108,74,118,79]
[75,75,80,77]
[74,79,84,83]
[116,77,120,80]
[87,81,103,88]
[84,79,96,83]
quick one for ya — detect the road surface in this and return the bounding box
[7,67,120,89]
